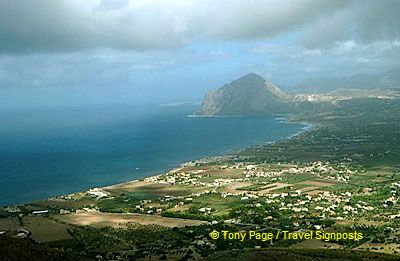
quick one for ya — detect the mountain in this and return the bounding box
[288,68,400,94]
[193,72,399,117]
[193,73,291,116]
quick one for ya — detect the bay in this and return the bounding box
[0,104,304,206]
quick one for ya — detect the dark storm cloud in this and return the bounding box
[0,0,355,54]
[0,0,192,54]
[1,0,399,54]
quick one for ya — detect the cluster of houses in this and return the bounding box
[23,160,392,227]
[138,161,391,221]
[147,161,354,191]
[86,188,110,200]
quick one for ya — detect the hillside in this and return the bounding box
[289,68,400,94]
[193,73,291,116]
[194,72,400,117]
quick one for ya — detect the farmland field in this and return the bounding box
[54,212,207,228]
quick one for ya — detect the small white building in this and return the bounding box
[32,210,49,215]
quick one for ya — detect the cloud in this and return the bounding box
[250,44,287,54]
[333,40,356,53]
[356,57,378,64]
[200,0,351,41]
[0,0,194,54]
[0,0,352,54]
[0,0,399,92]
[0,45,230,88]
[300,0,400,48]
[1,0,399,54]
[305,66,320,73]
[303,49,322,56]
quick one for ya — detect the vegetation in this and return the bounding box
[1,96,399,260]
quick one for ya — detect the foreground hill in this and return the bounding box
[0,235,82,261]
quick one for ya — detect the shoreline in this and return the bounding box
[6,116,313,207]
[81,117,314,197]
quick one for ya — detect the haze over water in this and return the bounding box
[0,104,303,206]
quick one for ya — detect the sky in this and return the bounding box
[0,0,400,108]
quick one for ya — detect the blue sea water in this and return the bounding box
[0,104,303,206]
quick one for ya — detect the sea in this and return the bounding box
[0,104,304,206]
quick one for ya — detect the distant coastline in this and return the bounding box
[159,101,201,107]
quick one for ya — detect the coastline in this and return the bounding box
[7,115,312,207]
[274,117,313,139]
[93,117,314,196]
